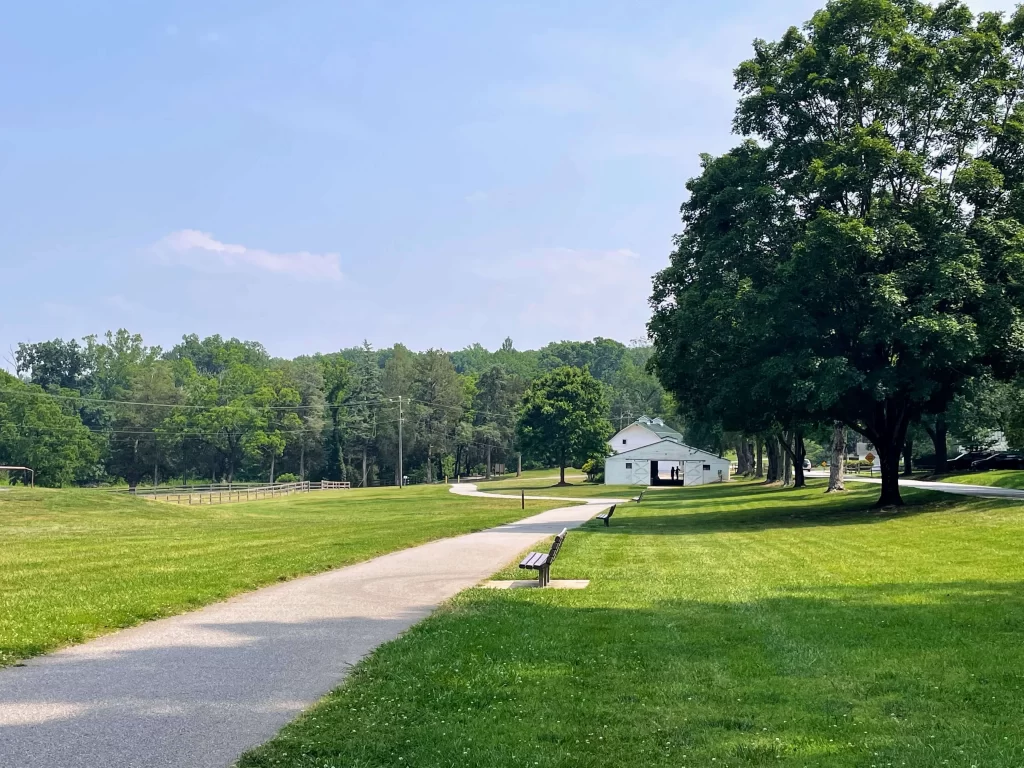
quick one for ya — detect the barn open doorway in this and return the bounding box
[650,460,659,485]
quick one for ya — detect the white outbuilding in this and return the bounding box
[604,417,731,487]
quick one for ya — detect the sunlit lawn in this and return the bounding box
[930,469,1024,489]
[241,480,1024,767]
[0,485,563,666]
[473,469,634,499]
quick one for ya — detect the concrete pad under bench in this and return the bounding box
[481,579,590,590]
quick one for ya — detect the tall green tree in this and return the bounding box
[284,357,328,480]
[653,0,1024,506]
[472,365,523,478]
[107,361,181,489]
[246,372,302,483]
[317,353,351,481]
[15,338,93,391]
[411,350,465,483]
[517,366,612,485]
[345,341,383,486]
[0,373,98,486]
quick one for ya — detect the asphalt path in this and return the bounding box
[805,471,1024,499]
[0,486,612,768]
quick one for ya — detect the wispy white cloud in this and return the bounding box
[152,230,342,281]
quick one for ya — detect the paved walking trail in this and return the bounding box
[805,471,1024,500]
[0,485,616,768]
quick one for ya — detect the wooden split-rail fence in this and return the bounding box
[125,480,351,506]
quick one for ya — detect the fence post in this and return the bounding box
[521,490,525,510]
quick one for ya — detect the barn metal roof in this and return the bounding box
[607,438,729,464]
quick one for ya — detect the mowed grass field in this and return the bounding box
[241,480,1024,768]
[0,485,564,667]
[473,469,635,499]
[931,469,1024,489]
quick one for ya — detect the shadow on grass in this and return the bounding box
[587,481,985,536]
[237,579,1024,767]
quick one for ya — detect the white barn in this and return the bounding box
[605,417,731,487]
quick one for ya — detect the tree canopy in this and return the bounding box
[651,0,1024,505]
[516,366,613,485]
[2,333,661,487]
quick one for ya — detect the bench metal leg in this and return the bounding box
[603,516,610,527]
[538,566,549,587]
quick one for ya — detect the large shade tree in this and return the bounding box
[651,0,1024,506]
[517,366,612,485]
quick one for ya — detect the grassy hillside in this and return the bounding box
[0,486,563,666]
[241,480,1024,767]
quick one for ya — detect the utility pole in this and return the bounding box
[397,395,404,488]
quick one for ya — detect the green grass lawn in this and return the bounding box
[929,469,1024,489]
[473,470,635,499]
[240,480,1024,768]
[0,485,564,667]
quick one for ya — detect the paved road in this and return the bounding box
[806,471,1024,500]
[0,490,611,768]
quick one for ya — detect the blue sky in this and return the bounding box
[1,0,1016,365]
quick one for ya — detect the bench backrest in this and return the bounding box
[548,528,568,564]
[607,504,616,517]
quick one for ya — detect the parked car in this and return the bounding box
[802,459,812,470]
[971,452,1024,471]
[948,451,995,471]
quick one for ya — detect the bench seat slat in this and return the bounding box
[519,552,548,569]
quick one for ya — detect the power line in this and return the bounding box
[0,388,394,411]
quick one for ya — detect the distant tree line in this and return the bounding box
[649,0,1024,506]
[0,332,668,487]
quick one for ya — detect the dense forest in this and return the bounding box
[0,332,672,487]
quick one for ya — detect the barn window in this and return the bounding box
[622,439,627,445]
[625,462,632,469]
[703,464,711,471]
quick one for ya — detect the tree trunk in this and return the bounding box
[270,454,275,484]
[559,462,565,485]
[782,432,793,486]
[792,431,806,488]
[755,438,764,478]
[765,435,780,482]
[876,442,903,507]
[930,415,949,474]
[426,448,433,484]
[300,444,305,481]
[486,445,492,480]
[455,445,462,479]
[903,437,913,476]
[517,453,522,477]
[827,422,846,493]
[361,444,367,488]
[869,402,912,507]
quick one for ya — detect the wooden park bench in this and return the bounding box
[519,528,568,587]
[595,504,616,527]
[631,490,645,503]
